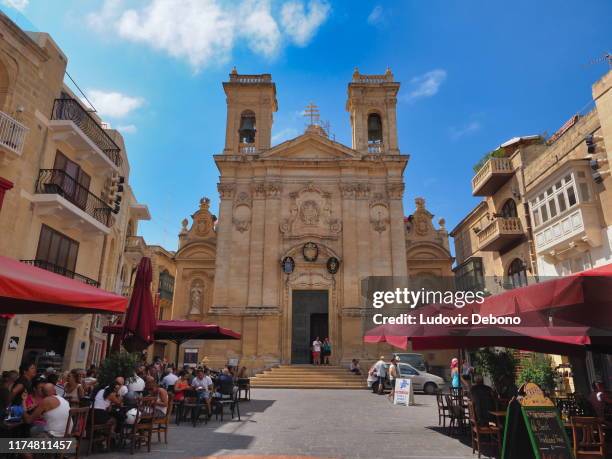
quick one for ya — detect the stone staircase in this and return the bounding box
[249,364,367,389]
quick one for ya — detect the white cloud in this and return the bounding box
[1,0,28,11]
[280,0,331,46]
[241,0,281,57]
[116,124,137,134]
[450,121,481,140]
[83,90,145,118]
[87,0,329,71]
[367,5,384,26]
[272,127,298,144]
[405,69,447,101]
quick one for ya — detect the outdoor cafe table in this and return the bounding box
[489,410,507,429]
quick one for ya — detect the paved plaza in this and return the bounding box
[100,389,485,459]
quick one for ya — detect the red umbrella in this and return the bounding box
[0,255,127,314]
[104,319,241,364]
[121,257,156,352]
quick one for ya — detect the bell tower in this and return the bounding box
[346,68,400,154]
[222,68,278,154]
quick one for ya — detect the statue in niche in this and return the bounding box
[189,281,204,315]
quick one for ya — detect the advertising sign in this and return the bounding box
[393,378,415,406]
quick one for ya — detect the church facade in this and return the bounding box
[170,69,453,372]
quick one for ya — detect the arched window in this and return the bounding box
[507,258,527,289]
[501,199,518,218]
[239,110,256,144]
[367,113,383,144]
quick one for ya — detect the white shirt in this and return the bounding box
[94,388,111,410]
[128,376,145,393]
[44,396,70,437]
[118,385,128,397]
[374,360,387,377]
[161,373,179,387]
[192,376,213,392]
[312,340,322,352]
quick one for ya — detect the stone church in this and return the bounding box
[170,69,453,371]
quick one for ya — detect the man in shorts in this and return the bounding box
[312,337,322,365]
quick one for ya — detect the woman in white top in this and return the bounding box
[93,382,121,429]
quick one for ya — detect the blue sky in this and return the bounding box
[2,0,611,253]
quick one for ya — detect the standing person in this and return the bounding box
[11,361,36,405]
[388,356,399,401]
[450,358,461,392]
[311,337,322,365]
[322,338,332,365]
[374,356,387,395]
[461,360,474,389]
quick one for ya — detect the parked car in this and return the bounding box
[367,362,446,395]
[392,353,427,372]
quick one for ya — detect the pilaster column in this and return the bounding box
[387,182,408,277]
[340,183,359,308]
[247,182,266,307]
[212,182,235,307]
[262,182,282,307]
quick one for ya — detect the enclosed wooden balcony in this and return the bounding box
[472,157,514,196]
[477,217,524,251]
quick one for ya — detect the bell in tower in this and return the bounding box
[222,68,277,154]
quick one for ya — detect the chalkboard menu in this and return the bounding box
[523,407,572,459]
[502,383,573,459]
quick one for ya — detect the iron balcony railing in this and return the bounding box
[0,110,28,156]
[21,259,100,287]
[51,98,122,167]
[35,169,113,227]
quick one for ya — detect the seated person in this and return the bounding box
[93,382,122,431]
[161,367,179,389]
[144,376,168,419]
[173,371,191,402]
[191,369,213,414]
[588,381,612,426]
[350,359,362,375]
[470,374,496,426]
[21,383,69,438]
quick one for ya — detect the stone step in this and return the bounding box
[251,384,365,389]
[251,364,367,389]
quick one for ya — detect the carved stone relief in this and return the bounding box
[280,182,341,237]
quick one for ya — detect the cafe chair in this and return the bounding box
[571,416,606,458]
[467,400,501,459]
[152,397,173,443]
[178,389,208,427]
[435,391,451,427]
[86,408,113,455]
[216,379,240,422]
[237,377,251,401]
[59,407,89,459]
[127,396,156,454]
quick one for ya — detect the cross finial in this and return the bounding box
[303,102,320,126]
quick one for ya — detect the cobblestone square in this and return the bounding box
[100,389,485,459]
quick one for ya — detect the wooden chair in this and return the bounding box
[571,416,606,458]
[126,396,156,454]
[467,400,501,459]
[435,391,451,427]
[152,397,173,443]
[445,394,464,436]
[86,408,113,455]
[178,390,208,427]
[59,407,89,459]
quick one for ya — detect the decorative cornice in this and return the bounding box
[217,182,236,199]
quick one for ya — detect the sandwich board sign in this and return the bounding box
[501,383,572,459]
[393,378,415,406]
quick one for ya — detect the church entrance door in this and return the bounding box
[291,290,328,364]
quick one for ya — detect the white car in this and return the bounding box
[368,362,446,395]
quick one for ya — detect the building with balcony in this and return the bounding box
[0,12,147,372]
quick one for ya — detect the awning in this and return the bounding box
[364,263,612,354]
[0,255,127,314]
[103,319,241,341]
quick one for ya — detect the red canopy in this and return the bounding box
[364,263,612,354]
[104,320,241,342]
[121,257,156,352]
[0,255,127,314]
